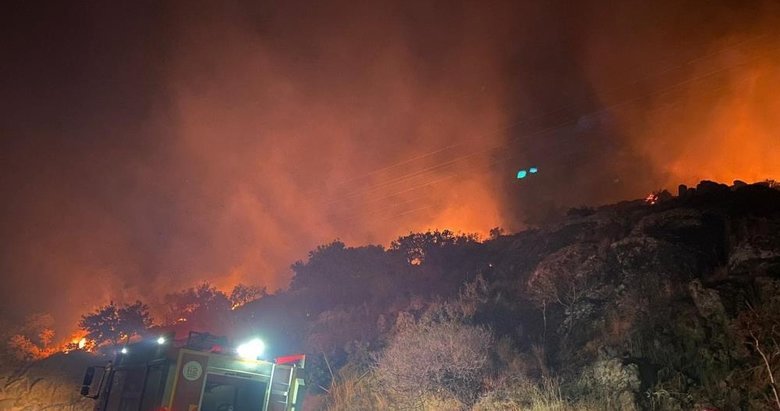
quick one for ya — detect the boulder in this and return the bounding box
[727,217,780,276]
[696,180,730,196]
[688,279,726,322]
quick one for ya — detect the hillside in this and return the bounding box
[2,180,779,410]
[0,351,97,410]
[272,180,780,410]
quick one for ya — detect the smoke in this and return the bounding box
[497,0,780,224]
[160,1,514,290]
[1,0,778,335]
[583,0,780,191]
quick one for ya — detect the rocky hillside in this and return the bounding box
[489,181,780,410]
[310,181,780,410]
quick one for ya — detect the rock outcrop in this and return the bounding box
[518,182,780,410]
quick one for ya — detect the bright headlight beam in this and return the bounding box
[157,336,166,345]
[236,338,265,360]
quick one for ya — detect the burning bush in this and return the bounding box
[4,313,58,362]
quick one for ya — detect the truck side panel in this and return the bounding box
[169,350,210,410]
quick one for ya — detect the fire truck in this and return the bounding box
[80,332,306,411]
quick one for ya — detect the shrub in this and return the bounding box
[374,319,494,409]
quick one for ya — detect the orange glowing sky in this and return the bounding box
[637,55,780,187]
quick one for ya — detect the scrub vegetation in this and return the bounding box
[2,181,780,410]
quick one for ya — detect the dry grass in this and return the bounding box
[324,371,467,411]
[324,372,391,411]
[473,376,600,411]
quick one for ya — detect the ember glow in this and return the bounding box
[63,335,92,354]
[645,193,659,206]
[1,1,778,336]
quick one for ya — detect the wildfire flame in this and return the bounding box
[62,331,94,354]
[645,193,659,205]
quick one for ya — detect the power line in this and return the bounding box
[310,33,769,202]
[325,46,770,224]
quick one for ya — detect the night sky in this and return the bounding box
[1,0,778,334]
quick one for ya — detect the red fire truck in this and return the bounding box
[80,332,306,411]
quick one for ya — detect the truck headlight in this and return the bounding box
[236,338,265,360]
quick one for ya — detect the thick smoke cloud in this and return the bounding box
[583,0,780,191]
[1,0,778,335]
[496,0,780,224]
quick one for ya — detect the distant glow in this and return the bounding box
[120,347,128,354]
[157,336,166,345]
[237,338,265,360]
[517,169,527,179]
[645,192,659,205]
[529,167,538,174]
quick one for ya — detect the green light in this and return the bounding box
[529,167,538,174]
[517,169,527,179]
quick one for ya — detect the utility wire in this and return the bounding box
[327,45,773,225]
[309,33,768,202]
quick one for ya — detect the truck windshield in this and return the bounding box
[200,373,267,411]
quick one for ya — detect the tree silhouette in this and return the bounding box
[163,283,232,333]
[229,283,267,309]
[390,230,476,266]
[78,301,153,346]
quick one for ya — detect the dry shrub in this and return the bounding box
[329,277,494,410]
[374,320,493,409]
[572,358,641,411]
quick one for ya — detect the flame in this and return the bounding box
[61,330,94,353]
[612,40,780,187]
[644,193,659,205]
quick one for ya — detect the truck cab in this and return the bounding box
[80,332,305,411]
